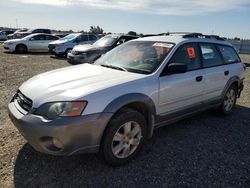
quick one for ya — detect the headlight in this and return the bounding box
[81,53,87,57]
[34,101,87,120]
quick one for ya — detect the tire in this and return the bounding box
[15,44,27,54]
[101,108,147,166]
[65,48,72,57]
[220,85,237,114]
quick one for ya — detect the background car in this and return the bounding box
[53,33,69,38]
[7,29,28,39]
[12,28,51,39]
[67,34,138,64]
[0,30,16,40]
[3,33,59,53]
[48,33,99,57]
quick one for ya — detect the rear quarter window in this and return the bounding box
[217,45,240,64]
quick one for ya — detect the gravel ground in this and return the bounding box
[0,46,250,188]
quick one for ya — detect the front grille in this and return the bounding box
[14,91,33,112]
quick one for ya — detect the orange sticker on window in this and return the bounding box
[187,47,196,59]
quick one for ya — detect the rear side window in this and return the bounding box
[32,35,46,40]
[170,43,201,70]
[217,45,240,64]
[200,44,223,68]
[45,35,58,40]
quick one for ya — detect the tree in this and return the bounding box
[128,31,137,36]
[233,37,241,41]
[89,25,104,34]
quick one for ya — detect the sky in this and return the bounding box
[0,0,250,38]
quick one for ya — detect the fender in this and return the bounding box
[103,93,156,138]
[16,43,28,51]
[220,76,240,99]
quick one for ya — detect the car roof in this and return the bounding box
[25,33,56,38]
[136,33,232,46]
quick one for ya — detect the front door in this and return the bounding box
[158,43,205,115]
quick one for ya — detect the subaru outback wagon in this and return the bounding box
[8,33,245,166]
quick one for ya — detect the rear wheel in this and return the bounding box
[220,85,237,114]
[15,44,27,54]
[101,108,147,166]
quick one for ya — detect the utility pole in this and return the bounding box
[15,19,18,29]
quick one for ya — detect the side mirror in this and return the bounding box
[166,63,187,74]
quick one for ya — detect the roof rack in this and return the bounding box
[183,33,226,41]
[157,32,226,41]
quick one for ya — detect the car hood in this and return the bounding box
[4,38,22,43]
[73,44,101,52]
[19,64,145,108]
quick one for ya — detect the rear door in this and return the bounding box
[43,35,59,51]
[200,43,232,102]
[158,43,205,114]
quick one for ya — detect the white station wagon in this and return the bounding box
[8,33,245,166]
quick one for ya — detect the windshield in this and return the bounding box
[95,41,174,74]
[94,35,119,47]
[60,34,79,41]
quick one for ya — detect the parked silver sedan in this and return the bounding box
[3,33,59,53]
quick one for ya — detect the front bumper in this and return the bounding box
[3,44,15,52]
[48,45,65,56]
[67,52,87,64]
[8,102,113,155]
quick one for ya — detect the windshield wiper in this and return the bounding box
[100,64,128,72]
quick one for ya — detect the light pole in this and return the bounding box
[15,19,18,29]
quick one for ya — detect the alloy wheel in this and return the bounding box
[224,88,236,112]
[111,121,142,159]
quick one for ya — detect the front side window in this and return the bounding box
[95,41,174,74]
[170,43,201,70]
[217,45,240,64]
[200,43,223,68]
[89,35,97,41]
[76,35,88,42]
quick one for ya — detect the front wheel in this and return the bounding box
[15,44,27,54]
[101,108,147,166]
[220,85,237,114]
[65,48,72,57]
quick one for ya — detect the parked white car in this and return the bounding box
[3,33,59,53]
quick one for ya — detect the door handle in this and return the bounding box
[196,76,203,82]
[224,70,229,76]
